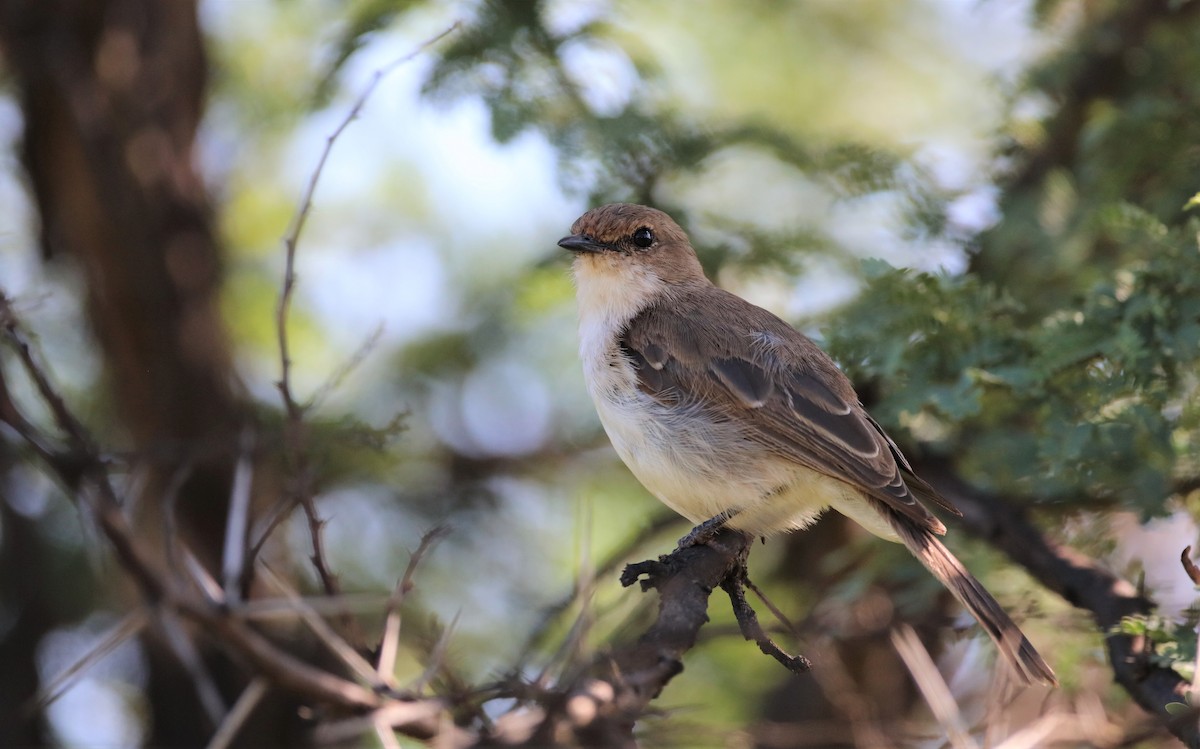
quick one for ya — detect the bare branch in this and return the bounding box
[0,293,96,454]
[411,612,460,696]
[205,678,270,749]
[2,297,381,713]
[257,563,386,691]
[1182,545,1200,586]
[890,625,975,749]
[378,525,450,684]
[183,545,226,606]
[271,20,461,633]
[917,458,1197,747]
[157,609,228,727]
[308,323,385,412]
[520,510,680,660]
[275,21,461,415]
[232,593,391,621]
[221,428,255,606]
[720,567,810,674]
[178,599,382,710]
[25,610,148,715]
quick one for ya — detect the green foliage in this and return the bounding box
[1115,614,1196,681]
[410,0,966,321]
[42,0,1193,740]
[313,0,425,105]
[828,212,1200,509]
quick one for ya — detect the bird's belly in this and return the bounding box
[591,386,853,537]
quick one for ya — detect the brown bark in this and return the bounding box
[0,2,295,744]
[0,483,56,747]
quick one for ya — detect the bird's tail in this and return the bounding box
[887,511,1057,687]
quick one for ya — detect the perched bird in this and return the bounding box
[559,203,1055,686]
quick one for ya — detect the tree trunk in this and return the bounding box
[0,1,299,744]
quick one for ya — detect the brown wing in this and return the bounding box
[620,292,959,533]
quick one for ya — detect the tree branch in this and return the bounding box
[1004,0,1199,194]
[916,458,1196,748]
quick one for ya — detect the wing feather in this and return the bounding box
[620,297,958,533]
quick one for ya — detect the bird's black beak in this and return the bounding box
[558,234,605,253]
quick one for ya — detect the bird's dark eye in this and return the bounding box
[632,227,654,248]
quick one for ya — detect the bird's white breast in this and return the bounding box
[572,256,862,537]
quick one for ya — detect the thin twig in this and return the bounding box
[557,498,598,674]
[533,510,600,687]
[377,525,451,683]
[232,593,391,621]
[374,720,403,749]
[157,609,229,727]
[411,612,460,696]
[272,20,461,635]
[257,563,385,690]
[184,545,226,606]
[3,297,383,713]
[720,568,810,674]
[307,323,385,412]
[519,510,680,659]
[299,492,342,610]
[1,294,95,452]
[176,596,381,710]
[246,492,295,563]
[221,428,256,606]
[205,677,270,749]
[890,624,976,749]
[742,574,800,635]
[275,20,461,413]
[24,610,149,715]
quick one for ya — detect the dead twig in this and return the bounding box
[257,563,386,691]
[520,510,680,660]
[270,21,461,640]
[918,458,1197,747]
[721,566,810,674]
[205,677,270,749]
[890,624,975,749]
[276,20,461,418]
[377,525,451,685]
[411,612,461,696]
[24,610,149,716]
[1182,545,1200,586]
[221,428,256,606]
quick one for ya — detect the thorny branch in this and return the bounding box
[269,21,461,629]
[2,296,377,710]
[5,8,1198,744]
[917,458,1199,748]
[720,565,811,674]
[7,281,1198,747]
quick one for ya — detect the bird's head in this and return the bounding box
[559,204,707,293]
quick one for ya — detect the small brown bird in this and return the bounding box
[560,203,1055,686]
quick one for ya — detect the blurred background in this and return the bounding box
[2,0,1200,746]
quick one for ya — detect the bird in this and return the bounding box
[559,202,1056,686]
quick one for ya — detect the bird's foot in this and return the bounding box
[676,509,740,551]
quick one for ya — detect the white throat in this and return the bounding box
[571,254,666,371]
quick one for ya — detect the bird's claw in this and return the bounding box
[676,509,740,551]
